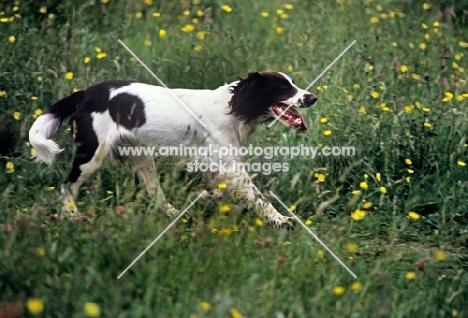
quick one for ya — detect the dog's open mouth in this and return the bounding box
[271,104,308,131]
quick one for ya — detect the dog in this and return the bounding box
[29,72,317,227]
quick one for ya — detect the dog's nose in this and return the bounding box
[303,94,318,107]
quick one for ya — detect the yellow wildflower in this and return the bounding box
[6,162,14,173]
[359,106,366,115]
[27,298,44,315]
[159,29,167,38]
[380,186,387,194]
[255,218,263,226]
[181,24,195,32]
[13,112,21,120]
[84,302,101,317]
[230,308,242,318]
[434,249,446,261]
[457,161,466,166]
[323,130,332,136]
[65,72,73,80]
[261,12,269,18]
[314,173,326,182]
[221,5,232,12]
[201,302,211,311]
[36,247,45,256]
[219,204,231,213]
[345,243,358,252]
[362,201,373,209]
[408,211,420,220]
[351,209,366,220]
[442,92,453,102]
[220,228,232,235]
[333,286,345,295]
[405,272,416,280]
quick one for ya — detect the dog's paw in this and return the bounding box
[63,201,79,216]
[270,216,295,230]
[163,202,180,217]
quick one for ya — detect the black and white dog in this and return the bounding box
[29,72,317,227]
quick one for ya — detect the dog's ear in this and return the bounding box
[228,72,270,122]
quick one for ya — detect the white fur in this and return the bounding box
[29,113,63,165]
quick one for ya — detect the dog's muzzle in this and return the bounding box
[298,93,318,108]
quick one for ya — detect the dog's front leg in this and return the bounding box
[216,171,293,228]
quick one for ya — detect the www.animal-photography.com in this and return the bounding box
[1,0,468,317]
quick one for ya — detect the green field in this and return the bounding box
[1,0,468,317]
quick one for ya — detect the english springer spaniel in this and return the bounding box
[29,72,317,227]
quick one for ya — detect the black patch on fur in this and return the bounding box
[108,93,146,129]
[48,90,86,121]
[228,72,298,122]
[68,113,99,183]
[78,80,134,113]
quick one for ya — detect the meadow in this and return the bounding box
[1,0,468,317]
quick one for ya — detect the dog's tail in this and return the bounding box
[29,91,85,165]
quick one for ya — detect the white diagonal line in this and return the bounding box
[269,191,357,279]
[117,190,206,279]
[268,40,356,128]
[118,39,208,128]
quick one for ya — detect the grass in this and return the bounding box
[1,0,468,317]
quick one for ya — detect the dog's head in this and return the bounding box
[228,71,317,131]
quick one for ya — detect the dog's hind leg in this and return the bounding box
[123,154,180,217]
[62,114,110,215]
